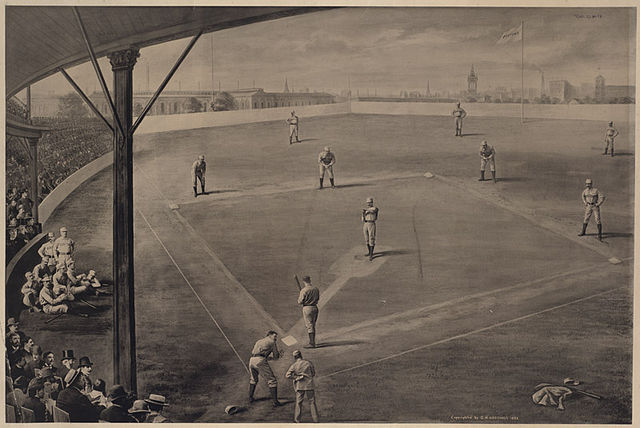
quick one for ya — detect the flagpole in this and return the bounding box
[521,20,524,124]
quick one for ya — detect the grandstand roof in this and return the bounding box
[6,6,329,98]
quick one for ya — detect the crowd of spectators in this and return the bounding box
[6,117,111,203]
[6,318,171,423]
[6,188,39,263]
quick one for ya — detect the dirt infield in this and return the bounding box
[24,113,632,422]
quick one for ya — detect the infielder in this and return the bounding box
[248,330,283,407]
[579,178,605,241]
[191,155,206,198]
[287,111,300,144]
[452,102,467,137]
[318,147,336,189]
[603,121,619,157]
[286,350,319,423]
[479,141,496,183]
[362,197,379,261]
[298,276,320,348]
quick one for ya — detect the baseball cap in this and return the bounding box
[366,197,374,203]
[302,275,311,283]
[585,178,593,184]
[60,227,68,232]
[198,155,205,160]
[482,140,488,146]
[292,350,302,358]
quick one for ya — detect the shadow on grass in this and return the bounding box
[334,183,372,189]
[314,340,365,348]
[460,133,485,137]
[602,232,633,239]
[496,177,530,183]
[611,152,634,157]
[371,249,416,259]
[297,138,319,143]
[200,189,239,196]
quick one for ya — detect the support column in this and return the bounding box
[108,47,140,394]
[27,137,39,223]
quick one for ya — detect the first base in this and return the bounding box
[169,204,179,210]
[424,172,434,178]
[608,257,622,265]
[281,335,297,346]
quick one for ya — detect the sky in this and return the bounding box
[26,7,636,98]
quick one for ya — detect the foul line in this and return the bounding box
[320,286,623,380]
[137,208,250,374]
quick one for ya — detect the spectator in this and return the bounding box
[23,378,47,422]
[78,356,94,391]
[25,345,44,379]
[23,336,35,354]
[99,385,137,422]
[56,369,99,422]
[9,350,30,381]
[19,191,33,216]
[42,351,57,374]
[89,378,108,408]
[144,394,171,423]
[128,400,151,423]
[6,317,26,343]
[58,349,75,381]
[12,375,28,406]
[7,332,23,360]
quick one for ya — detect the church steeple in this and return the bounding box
[284,77,290,93]
[467,64,478,94]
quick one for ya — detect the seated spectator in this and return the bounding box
[58,350,75,381]
[128,399,151,422]
[100,384,137,422]
[7,199,18,220]
[42,351,57,374]
[6,317,26,343]
[12,375,28,406]
[25,345,45,379]
[38,275,70,314]
[89,378,108,408]
[22,336,35,355]
[21,273,41,312]
[144,394,171,423]
[19,191,33,216]
[16,206,28,223]
[9,350,30,382]
[25,218,38,239]
[78,356,94,392]
[56,369,99,422]
[23,378,47,422]
[38,233,56,260]
[7,332,23,360]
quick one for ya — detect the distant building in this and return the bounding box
[467,64,478,94]
[30,93,63,117]
[605,85,635,100]
[548,80,575,101]
[579,83,594,98]
[595,75,606,101]
[90,88,335,116]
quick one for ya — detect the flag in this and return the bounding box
[497,23,522,44]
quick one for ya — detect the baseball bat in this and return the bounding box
[78,298,97,309]
[569,387,602,400]
[44,313,65,324]
[294,275,302,291]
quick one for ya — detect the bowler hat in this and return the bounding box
[129,400,151,414]
[7,317,19,326]
[145,394,169,406]
[61,350,75,360]
[107,384,128,400]
[64,369,81,387]
[38,367,54,379]
[78,356,93,367]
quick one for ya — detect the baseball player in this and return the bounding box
[298,276,320,348]
[479,141,496,183]
[248,330,283,407]
[362,197,379,261]
[286,350,319,423]
[53,227,75,265]
[318,147,336,189]
[579,178,605,241]
[191,155,206,198]
[38,232,56,260]
[603,121,619,157]
[287,111,300,144]
[452,102,467,137]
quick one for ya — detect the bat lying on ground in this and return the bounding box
[294,275,302,291]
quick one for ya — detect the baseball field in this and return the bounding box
[23,112,633,423]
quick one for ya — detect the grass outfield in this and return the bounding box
[18,113,633,423]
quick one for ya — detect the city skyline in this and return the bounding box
[23,7,635,100]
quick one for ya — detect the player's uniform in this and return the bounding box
[362,204,379,260]
[318,151,336,188]
[298,284,320,347]
[479,143,496,183]
[287,114,300,143]
[582,187,604,225]
[191,159,206,196]
[53,237,75,265]
[452,106,467,136]
[249,337,280,388]
[604,126,619,156]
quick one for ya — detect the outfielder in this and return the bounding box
[318,147,336,189]
[362,197,379,261]
[191,155,206,198]
[479,141,496,183]
[452,102,467,137]
[298,276,320,348]
[603,121,619,157]
[248,331,283,407]
[579,178,605,241]
[287,111,300,144]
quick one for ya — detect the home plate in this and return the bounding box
[281,336,297,346]
[608,257,622,265]
[424,172,434,178]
